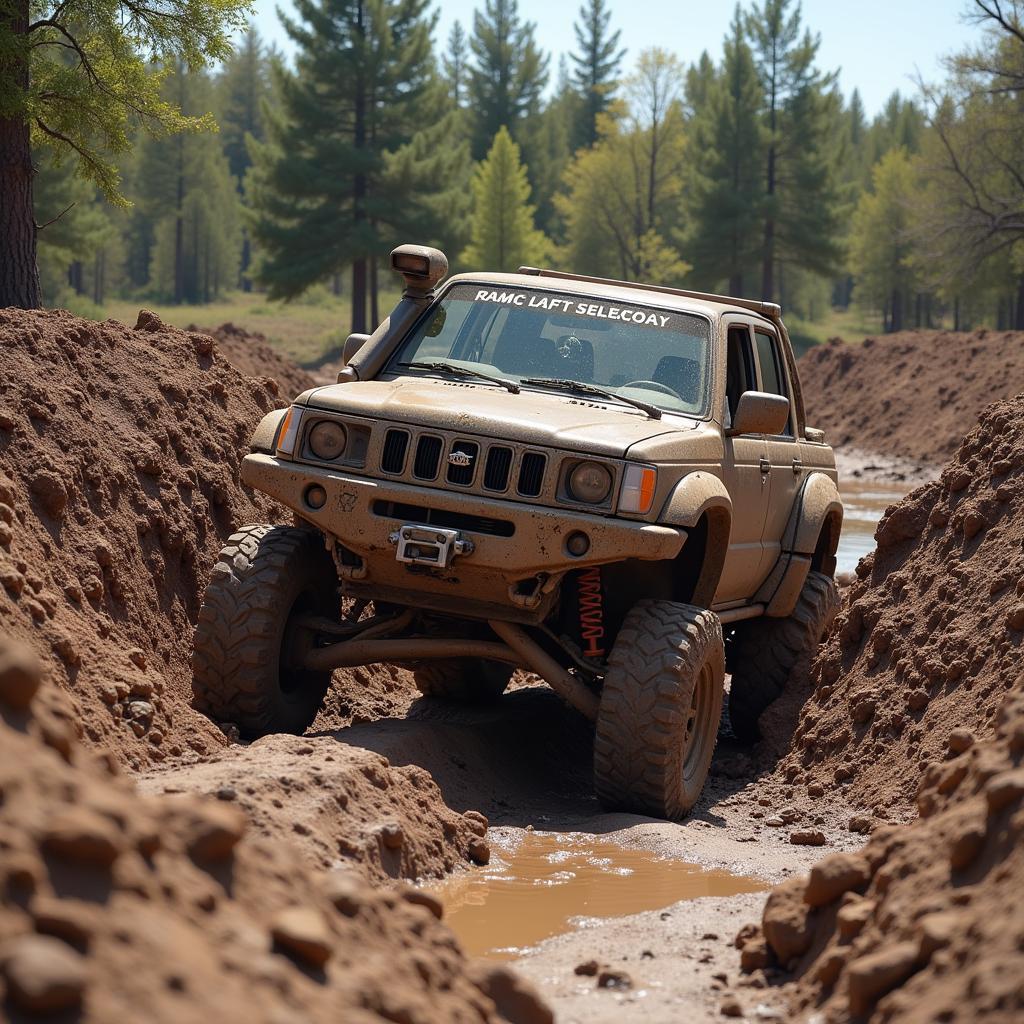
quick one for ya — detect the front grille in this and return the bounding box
[372,500,515,537]
[380,428,409,474]
[483,446,513,491]
[413,435,443,479]
[517,452,547,497]
[446,440,478,486]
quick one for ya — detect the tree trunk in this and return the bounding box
[174,137,185,304]
[890,289,903,333]
[0,0,41,309]
[1015,276,1024,330]
[68,261,84,295]
[954,296,961,332]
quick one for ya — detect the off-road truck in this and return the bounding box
[192,245,843,820]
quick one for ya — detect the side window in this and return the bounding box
[754,330,792,436]
[725,326,756,426]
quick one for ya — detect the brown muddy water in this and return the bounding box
[428,831,765,960]
[836,478,912,575]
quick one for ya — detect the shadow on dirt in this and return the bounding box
[310,684,768,832]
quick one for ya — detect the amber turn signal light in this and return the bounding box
[619,465,657,514]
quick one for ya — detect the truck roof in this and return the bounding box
[443,270,780,327]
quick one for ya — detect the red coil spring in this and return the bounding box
[577,567,605,657]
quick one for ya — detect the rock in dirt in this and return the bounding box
[270,906,333,968]
[0,933,88,1012]
[803,853,870,907]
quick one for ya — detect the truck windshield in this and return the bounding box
[388,283,712,417]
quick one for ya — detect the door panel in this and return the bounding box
[718,434,771,602]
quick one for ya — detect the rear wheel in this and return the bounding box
[192,524,338,738]
[727,570,840,744]
[593,600,725,820]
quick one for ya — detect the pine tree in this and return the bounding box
[130,65,241,303]
[218,27,272,183]
[217,26,273,289]
[462,127,548,271]
[466,0,549,159]
[443,20,469,107]
[0,0,249,308]
[569,0,626,149]
[685,52,717,115]
[247,0,439,332]
[745,0,841,299]
[683,13,765,295]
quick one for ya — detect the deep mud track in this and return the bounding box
[144,683,864,1022]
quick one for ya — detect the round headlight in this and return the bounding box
[568,461,612,504]
[308,420,347,460]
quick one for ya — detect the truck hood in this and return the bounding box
[299,378,695,456]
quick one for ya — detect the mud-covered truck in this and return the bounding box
[193,245,843,819]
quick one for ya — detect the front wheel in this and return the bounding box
[191,524,338,738]
[593,600,725,820]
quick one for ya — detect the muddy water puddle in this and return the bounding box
[836,478,912,575]
[428,831,765,960]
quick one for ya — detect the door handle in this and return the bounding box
[792,457,803,475]
[759,457,771,475]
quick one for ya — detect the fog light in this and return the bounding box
[566,531,590,557]
[305,485,327,510]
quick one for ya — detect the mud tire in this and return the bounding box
[593,600,725,820]
[192,524,338,738]
[412,661,513,703]
[727,571,840,744]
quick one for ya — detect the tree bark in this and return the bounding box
[0,0,41,308]
[1015,276,1024,331]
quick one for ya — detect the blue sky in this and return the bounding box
[247,0,984,116]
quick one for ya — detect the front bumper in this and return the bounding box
[241,453,684,617]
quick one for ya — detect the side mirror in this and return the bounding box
[341,332,370,367]
[727,391,790,436]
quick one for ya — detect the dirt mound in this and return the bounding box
[773,392,1024,821]
[739,683,1024,1023]
[0,308,305,767]
[189,322,317,399]
[141,733,492,881]
[799,330,1024,466]
[0,637,550,1023]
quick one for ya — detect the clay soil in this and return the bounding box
[799,328,1024,471]
[2,309,1022,1024]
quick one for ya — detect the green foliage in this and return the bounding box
[442,19,469,107]
[681,13,765,295]
[246,0,444,328]
[466,0,548,159]
[462,127,548,271]
[744,0,842,298]
[217,26,272,183]
[569,0,626,149]
[558,49,690,285]
[1,0,251,201]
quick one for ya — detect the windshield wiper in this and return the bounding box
[521,378,662,419]
[398,361,520,394]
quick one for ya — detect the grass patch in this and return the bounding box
[60,289,402,368]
